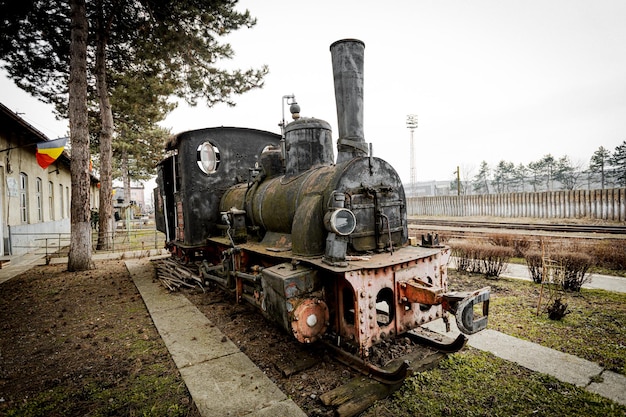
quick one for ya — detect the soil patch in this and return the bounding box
[0,260,200,417]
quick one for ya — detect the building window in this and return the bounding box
[66,186,70,218]
[19,173,29,223]
[59,184,64,219]
[36,177,43,222]
[49,181,54,220]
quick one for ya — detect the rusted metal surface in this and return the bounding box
[291,298,329,343]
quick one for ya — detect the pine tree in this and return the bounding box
[472,161,491,195]
[589,146,611,189]
[0,1,267,266]
[611,140,626,187]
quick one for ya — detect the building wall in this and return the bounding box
[0,142,72,255]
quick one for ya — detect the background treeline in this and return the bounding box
[451,142,626,195]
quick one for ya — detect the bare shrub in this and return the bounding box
[451,241,513,278]
[527,250,593,292]
[555,251,593,292]
[524,250,544,284]
[590,239,626,271]
[451,241,481,274]
[486,233,531,258]
[480,245,515,277]
[547,297,570,320]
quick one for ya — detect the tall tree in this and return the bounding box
[527,160,543,192]
[0,1,268,266]
[554,156,581,190]
[67,0,93,270]
[612,140,626,187]
[589,146,611,189]
[539,154,556,191]
[472,161,490,195]
[512,163,528,192]
[492,160,515,193]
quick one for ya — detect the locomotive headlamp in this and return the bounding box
[324,208,357,236]
[197,141,220,174]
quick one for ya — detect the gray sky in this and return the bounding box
[2,0,625,185]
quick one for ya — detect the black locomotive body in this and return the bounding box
[154,39,489,357]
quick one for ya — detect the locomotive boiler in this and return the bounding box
[154,39,489,366]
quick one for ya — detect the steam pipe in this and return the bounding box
[330,39,369,163]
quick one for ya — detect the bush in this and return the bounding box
[487,233,531,258]
[557,251,592,292]
[451,241,514,278]
[590,239,626,271]
[523,250,592,292]
[546,297,570,320]
[524,250,544,284]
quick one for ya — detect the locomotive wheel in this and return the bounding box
[290,298,329,344]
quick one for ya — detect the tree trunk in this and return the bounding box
[67,0,93,271]
[121,148,130,205]
[95,23,114,250]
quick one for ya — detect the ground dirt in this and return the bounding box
[0,258,476,417]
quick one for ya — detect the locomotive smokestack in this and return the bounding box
[330,39,369,163]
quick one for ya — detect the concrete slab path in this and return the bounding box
[126,259,307,417]
[424,317,626,406]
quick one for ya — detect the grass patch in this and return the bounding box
[449,272,626,376]
[366,349,626,416]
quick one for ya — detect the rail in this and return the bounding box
[408,218,626,235]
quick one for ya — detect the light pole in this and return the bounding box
[406,114,418,197]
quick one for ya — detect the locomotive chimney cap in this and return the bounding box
[330,38,365,50]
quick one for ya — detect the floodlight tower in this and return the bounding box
[406,114,418,196]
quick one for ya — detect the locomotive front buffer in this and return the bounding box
[398,278,490,335]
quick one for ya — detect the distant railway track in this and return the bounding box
[408,218,626,235]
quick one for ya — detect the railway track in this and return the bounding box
[408,218,626,235]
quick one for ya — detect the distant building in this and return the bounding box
[112,183,146,217]
[0,102,99,256]
[404,180,453,197]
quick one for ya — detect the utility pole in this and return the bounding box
[406,114,418,197]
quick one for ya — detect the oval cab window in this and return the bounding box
[197,141,220,174]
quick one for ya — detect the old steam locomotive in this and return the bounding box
[154,39,489,370]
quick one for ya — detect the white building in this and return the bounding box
[0,102,99,256]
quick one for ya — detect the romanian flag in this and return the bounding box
[36,137,68,169]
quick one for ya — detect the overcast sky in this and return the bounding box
[1,0,625,185]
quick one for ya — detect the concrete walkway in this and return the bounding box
[424,318,626,406]
[126,259,307,417]
[499,262,626,294]
[1,251,625,410]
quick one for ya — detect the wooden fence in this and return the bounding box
[407,188,626,222]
